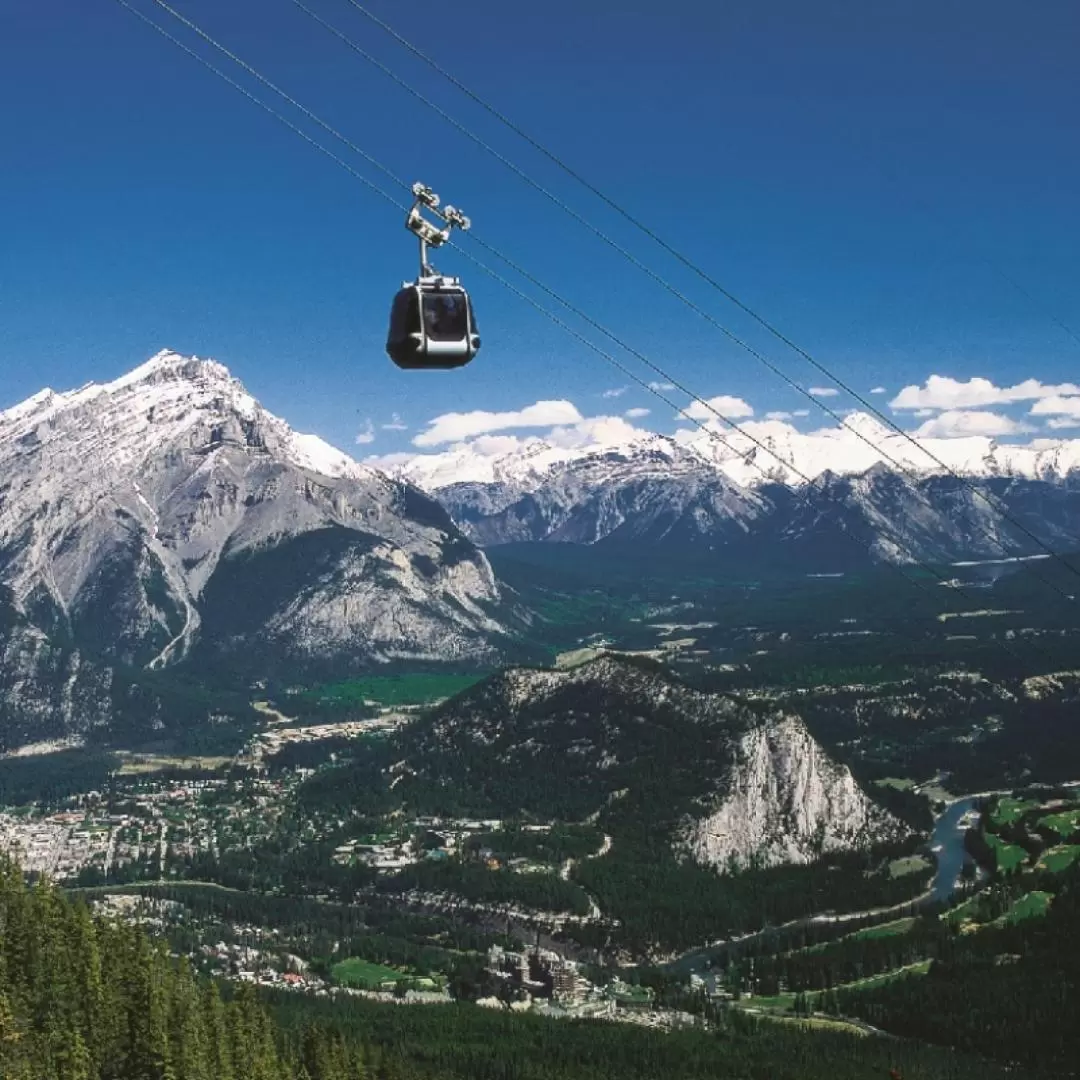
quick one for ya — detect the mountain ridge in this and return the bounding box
[395,653,909,870]
[0,351,516,749]
[382,416,1080,494]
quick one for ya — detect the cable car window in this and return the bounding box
[389,288,419,341]
[422,292,468,341]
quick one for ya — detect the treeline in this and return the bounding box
[380,859,592,917]
[572,841,932,954]
[0,856,303,1080]
[734,913,949,996]
[467,824,606,863]
[264,983,1035,1080]
[70,881,516,985]
[268,737,368,774]
[836,861,1080,1069]
[178,837,377,900]
[0,750,118,807]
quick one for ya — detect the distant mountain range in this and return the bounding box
[390,413,1080,493]
[4,351,1080,751]
[381,428,1080,566]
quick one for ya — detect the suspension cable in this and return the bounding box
[330,0,1080,579]
[132,0,966,574]
[295,0,1080,611]
[110,0,1057,669]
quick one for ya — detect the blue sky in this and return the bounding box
[2,0,1078,458]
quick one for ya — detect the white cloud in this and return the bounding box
[1029,395,1080,419]
[381,412,407,431]
[372,386,1080,490]
[648,381,675,392]
[355,420,376,445]
[413,399,583,447]
[808,387,840,397]
[891,375,1080,411]
[363,450,415,470]
[602,386,629,399]
[469,434,535,456]
[680,395,754,421]
[870,386,887,395]
[913,408,935,418]
[547,415,644,449]
[912,410,1033,439]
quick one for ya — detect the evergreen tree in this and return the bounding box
[202,981,234,1080]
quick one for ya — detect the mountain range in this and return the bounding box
[4,351,1080,752]
[384,430,1080,565]
[389,412,1080,492]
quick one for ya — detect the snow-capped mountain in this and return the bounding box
[440,440,770,549]
[0,351,514,745]
[389,413,1080,493]
[381,419,1080,563]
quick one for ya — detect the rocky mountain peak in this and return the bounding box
[0,353,514,728]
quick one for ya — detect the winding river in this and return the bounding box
[926,796,980,904]
[666,780,1080,976]
[665,794,983,976]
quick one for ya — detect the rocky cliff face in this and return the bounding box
[0,591,115,751]
[0,351,516,747]
[680,715,909,870]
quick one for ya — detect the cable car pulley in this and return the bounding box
[386,182,480,370]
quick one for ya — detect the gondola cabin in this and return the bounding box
[386,275,480,370]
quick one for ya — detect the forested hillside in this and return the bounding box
[0,857,1037,1080]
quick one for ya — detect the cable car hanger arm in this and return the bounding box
[407,181,470,277]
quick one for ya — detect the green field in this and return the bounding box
[306,674,485,707]
[610,984,654,1005]
[850,917,917,941]
[995,891,1053,924]
[985,831,1027,872]
[331,957,407,989]
[990,797,1039,827]
[748,961,931,1011]
[873,777,917,792]
[1037,845,1080,873]
[1037,808,1080,840]
[753,1014,872,1038]
[943,895,981,926]
[888,856,931,879]
[843,961,932,991]
[801,917,917,955]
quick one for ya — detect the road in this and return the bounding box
[559,834,612,921]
